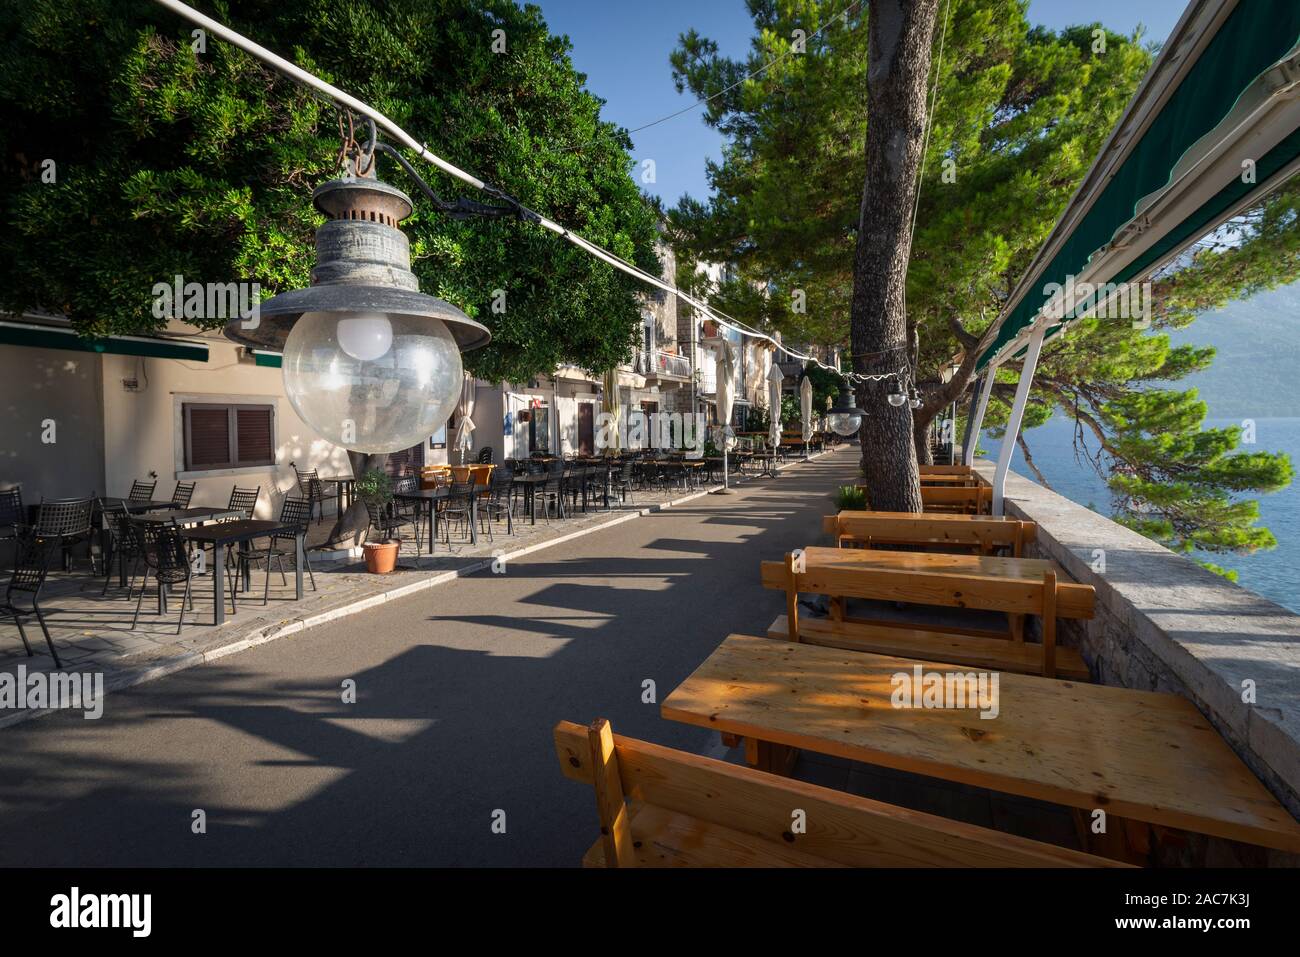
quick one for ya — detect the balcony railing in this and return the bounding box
[636,350,691,379]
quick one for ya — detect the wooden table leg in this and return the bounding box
[744,737,800,777]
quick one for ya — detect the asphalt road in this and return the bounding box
[0,451,859,866]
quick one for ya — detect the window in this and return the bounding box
[183,403,275,471]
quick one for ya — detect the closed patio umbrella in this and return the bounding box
[452,375,476,464]
[711,339,737,491]
[767,363,783,457]
[800,374,814,454]
[601,368,621,455]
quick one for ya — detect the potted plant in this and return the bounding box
[833,484,867,511]
[356,469,399,574]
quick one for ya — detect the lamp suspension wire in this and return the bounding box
[148,0,902,387]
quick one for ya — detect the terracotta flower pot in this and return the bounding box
[363,541,400,574]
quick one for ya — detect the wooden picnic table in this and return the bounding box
[825,510,1037,556]
[662,634,1300,854]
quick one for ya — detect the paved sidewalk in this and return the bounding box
[0,449,862,866]
[0,449,845,726]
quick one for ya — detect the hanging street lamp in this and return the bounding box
[223,147,491,454]
[826,384,867,437]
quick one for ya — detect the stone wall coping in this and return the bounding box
[975,460,1300,812]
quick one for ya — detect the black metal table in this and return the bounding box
[511,473,548,525]
[319,476,356,511]
[182,520,302,626]
[394,486,479,551]
[137,507,243,525]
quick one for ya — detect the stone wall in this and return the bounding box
[977,462,1300,864]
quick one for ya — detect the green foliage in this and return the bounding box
[354,467,392,509]
[669,0,1296,563]
[743,405,769,433]
[834,485,866,510]
[801,362,841,412]
[0,0,660,383]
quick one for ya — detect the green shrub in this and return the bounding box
[834,485,867,510]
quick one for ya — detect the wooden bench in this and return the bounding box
[554,718,1125,867]
[822,511,1037,556]
[760,547,1094,679]
[853,483,993,514]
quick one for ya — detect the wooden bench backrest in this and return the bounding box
[760,551,1093,619]
[920,464,973,474]
[554,718,1123,868]
[920,485,992,513]
[821,513,1037,555]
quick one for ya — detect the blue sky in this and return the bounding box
[531,0,1190,205]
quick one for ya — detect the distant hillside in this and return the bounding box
[1164,283,1300,418]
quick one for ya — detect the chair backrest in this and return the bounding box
[101,500,137,548]
[171,481,196,508]
[822,513,1037,556]
[227,486,261,518]
[477,446,494,464]
[35,498,93,537]
[554,718,1125,868]
[394,476,419,496]
[294,466,321,497]
[6,530,55,597]
[0,486,24,528]
[127,479,157,504]
[137,520,190,582]
[449,480,476,498]
[274,496,313,538]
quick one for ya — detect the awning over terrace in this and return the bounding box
[967,0,1300,512]
[0,315,209,362]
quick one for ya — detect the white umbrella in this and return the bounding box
[766,363,783,454]
[710,339,737,490]
[800,374,814,450]
[452,375,476,463]
[601,368,621,455]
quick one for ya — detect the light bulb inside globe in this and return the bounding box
[336,312,393,361]
[887,392,908,407]
[281,311,463,454]
[827,413,862,437]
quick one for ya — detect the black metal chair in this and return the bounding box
[612,461,635,505]
[1,530,62,667]
[131,520,196,635]
[391,476,425,543]
[476,446,494,464]
[227,485,261,518]
[238,496,318,603]
[127,479,157,505]
[438,481,478,543]
[293,465,337,525]
[364,496,420,555]
[0,486,23,572]
[170,481,196,508]
[34,497,96,573]
[100,500,144,597]
[481,470,514,539]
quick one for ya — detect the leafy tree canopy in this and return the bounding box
[0,0,661,383]
[668,0,1295,566]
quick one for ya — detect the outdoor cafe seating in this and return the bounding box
[554,494,1300,867]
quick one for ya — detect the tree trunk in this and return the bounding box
[850,0,939,513]
[323,450,388,548]
[914,417,934,465]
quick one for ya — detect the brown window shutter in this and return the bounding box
[236,407,274,465]
[188,407,231,468]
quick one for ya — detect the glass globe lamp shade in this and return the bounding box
[827,412,862,437]
[282,310,463,454]
[887,390,908,407]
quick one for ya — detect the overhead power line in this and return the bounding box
[149,0,900,386]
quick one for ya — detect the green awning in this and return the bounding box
[0,321,209,361]
[979,0,1300,369]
